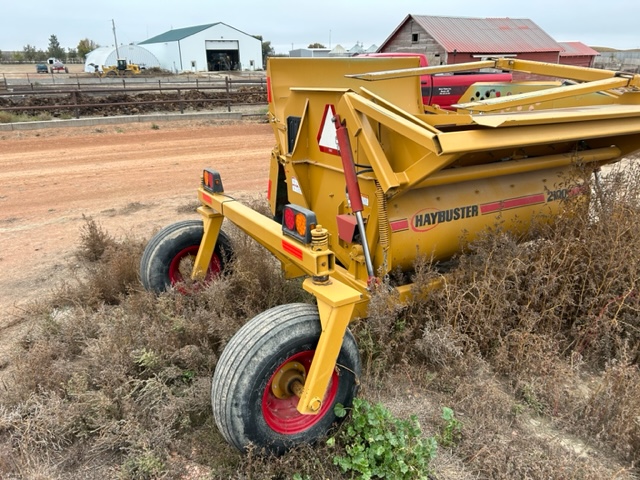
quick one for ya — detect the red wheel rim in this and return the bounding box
[262,350,339,434]
[168,245,222,284]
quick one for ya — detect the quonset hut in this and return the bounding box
[84,45,161,73]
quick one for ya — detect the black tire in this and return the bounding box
[139,219,232,293]
[212,303,361,454]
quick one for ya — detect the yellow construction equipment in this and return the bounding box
[100,59,143,77]
[140,56,640,454]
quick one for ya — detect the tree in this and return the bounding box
[77,38,99,60]
[308,43,326,49]
[22,44,38,61]
[67,48,78,61]
[47,34,66,60]
[261,40,274,67]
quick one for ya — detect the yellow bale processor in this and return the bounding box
[139,56,640,453]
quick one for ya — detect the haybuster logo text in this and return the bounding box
[411,205,479,232]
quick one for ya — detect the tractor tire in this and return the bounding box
[139,219,232,293]
[106,70,117,77]
[211,303,361,454]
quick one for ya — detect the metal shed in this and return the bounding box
[139,23,263,73]
[84,45,161,73]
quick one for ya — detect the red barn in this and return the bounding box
[558,42,599,67]
[378,15,562,66]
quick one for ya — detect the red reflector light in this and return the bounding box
[282,204,317,244]
[267,76,272,103]
[284,207,296,231]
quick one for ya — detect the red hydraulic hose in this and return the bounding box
[332,114,376,283]
[333,115,363,212]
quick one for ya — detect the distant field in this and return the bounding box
[0,63,85,74]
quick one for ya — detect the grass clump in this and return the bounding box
[121,451,165,480]
[0,111,53,123]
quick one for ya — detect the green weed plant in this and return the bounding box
[329,398,437,479]
[438,406,462,447]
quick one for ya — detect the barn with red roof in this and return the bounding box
[378,15,598,68]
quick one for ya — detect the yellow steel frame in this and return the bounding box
[192,189,364,415]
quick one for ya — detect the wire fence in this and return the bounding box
[0,75,267,118]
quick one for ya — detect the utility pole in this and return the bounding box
[112,19,120,59]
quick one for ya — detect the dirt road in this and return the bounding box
[0,119,273,320]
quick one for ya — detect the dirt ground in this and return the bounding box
[0,62,86,75]
[0,118,273,330]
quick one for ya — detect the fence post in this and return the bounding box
[178,88,183,114]
[72,91,79,119]
[225,76,231,112]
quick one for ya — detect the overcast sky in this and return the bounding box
[2,0,639,54]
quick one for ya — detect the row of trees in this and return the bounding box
[0,35,98,62]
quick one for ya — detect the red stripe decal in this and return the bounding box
[480,193,546,215]
[390,219,409,231]
[267,76,272,103]
[202,193,212,204]
[282,240,303,260]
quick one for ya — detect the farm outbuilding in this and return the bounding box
[84,45,161,73]
[378,15,562,66]
[139,23,263,73]
[558,42,599,67]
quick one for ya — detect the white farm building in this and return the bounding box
[139,23,263,73]
[84,45,161,73]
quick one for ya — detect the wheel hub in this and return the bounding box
[271,361,306,399]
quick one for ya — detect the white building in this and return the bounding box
[289,43,379,58]
[84,45,161,73]
[289,48,331,58]
[139,23,263,73]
